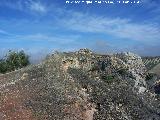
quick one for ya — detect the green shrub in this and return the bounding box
[145,73,156,81]
[101,61,106,71]
[0,50,30,73]
[101,75,114,83]
[90,65,99,72]
[117,68,128,76]
[0,60,8,74]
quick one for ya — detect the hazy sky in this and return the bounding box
[0,0,160,58]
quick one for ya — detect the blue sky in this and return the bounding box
[0,0,160,61]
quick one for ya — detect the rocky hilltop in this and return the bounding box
[0,49,160,120]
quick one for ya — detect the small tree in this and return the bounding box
[0,50,30,73]
[0,59,8,74]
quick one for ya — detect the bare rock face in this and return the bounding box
[115,52,147,93]
[0,49,160,120]
[115,52,146,75]
[116,52,146,77]
[76,48,93,55]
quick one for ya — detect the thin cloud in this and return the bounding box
[142,0,160,16]
[0,29,10,35]
[0,33,80,45]
[132,44,160,56]
[19,33,78,44]
[27,1,47,13]
[91,40,117,54]
[62,12,160,43]
[0,0,47,14]
[0,0,23,11]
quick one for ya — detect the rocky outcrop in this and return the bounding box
[114,52,147,93]
[0,49,160,120]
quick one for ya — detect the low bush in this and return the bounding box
[0,50,30,73]
[101,75,115,83]
[145,73,156,81]
[117,68,128,76]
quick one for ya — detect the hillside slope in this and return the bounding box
[143,57,160,70]
[0,49,160,120]
[149,63,160,76]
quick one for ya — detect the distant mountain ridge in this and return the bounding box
[142,56,160,70]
